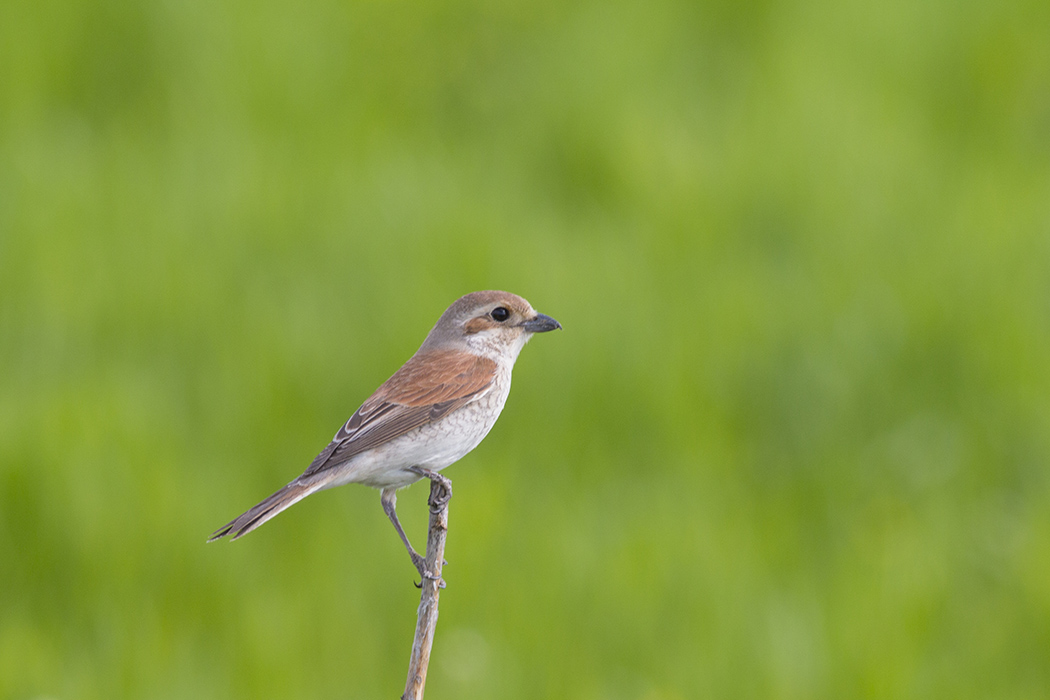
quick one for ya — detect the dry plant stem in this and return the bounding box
[401,476,451,700]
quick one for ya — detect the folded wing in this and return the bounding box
[302,350,498,477]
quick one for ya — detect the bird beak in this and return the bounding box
[521,313,562,333]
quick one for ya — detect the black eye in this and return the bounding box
[490,306,510,322]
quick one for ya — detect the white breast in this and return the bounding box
[328,366,514,490]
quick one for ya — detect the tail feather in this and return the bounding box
[208,481,319,541]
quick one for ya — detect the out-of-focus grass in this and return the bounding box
[2,0,1049,698]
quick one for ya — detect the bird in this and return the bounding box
[209,290,561,579]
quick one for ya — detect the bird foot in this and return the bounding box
[409,467,453,511]
[410,551,445,587]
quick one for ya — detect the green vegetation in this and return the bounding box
[2,0,1048,697]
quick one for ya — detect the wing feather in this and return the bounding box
[302,350,497,477]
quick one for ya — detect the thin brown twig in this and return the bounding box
[401,477,451,700]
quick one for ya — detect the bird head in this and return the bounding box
[422,290,561,362]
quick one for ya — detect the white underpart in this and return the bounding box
[312,351,518,491]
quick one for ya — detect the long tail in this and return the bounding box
[208,481,322,541]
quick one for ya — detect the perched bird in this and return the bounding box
[209,290,561,578]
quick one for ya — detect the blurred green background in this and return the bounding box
[2,0,1049,697]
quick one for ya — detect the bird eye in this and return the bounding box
[490,307,510,322]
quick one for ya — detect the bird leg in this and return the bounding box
[380,488,437,581]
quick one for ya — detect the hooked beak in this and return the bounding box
[521,313,562,333]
